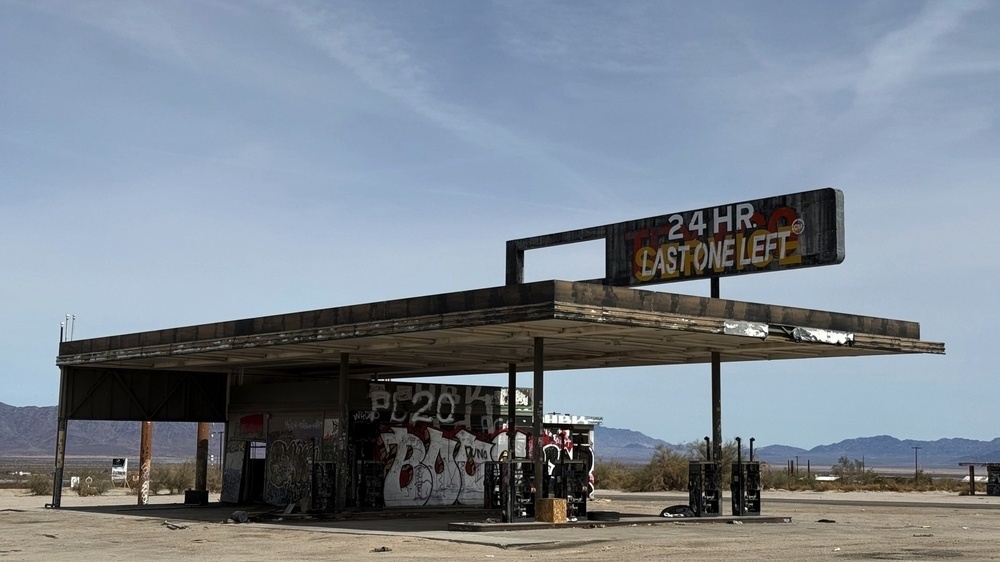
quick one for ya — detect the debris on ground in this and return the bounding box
[660,505,695,518]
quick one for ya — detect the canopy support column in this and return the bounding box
[507,362,517,521]
[711,277,723,462]
[138,421,153,505]
[195,422,210,491]
[532,337,544,510]
[336,353,350,512]
[48,367,68,508]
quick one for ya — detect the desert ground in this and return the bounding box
[2,488,1000,561]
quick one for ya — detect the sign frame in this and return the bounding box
[506,188,844,287]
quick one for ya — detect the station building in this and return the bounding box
[50,189,944,517]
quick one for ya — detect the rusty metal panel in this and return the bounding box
[63,367,226,422]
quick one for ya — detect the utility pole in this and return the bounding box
[912,446,921,484]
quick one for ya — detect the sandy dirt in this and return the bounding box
[2,489,1000,561]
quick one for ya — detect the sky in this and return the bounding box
[1,1,998,449]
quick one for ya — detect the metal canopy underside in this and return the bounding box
[56,281,944,378]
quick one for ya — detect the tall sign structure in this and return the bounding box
[506,188,845,470]
[507,188,844,286]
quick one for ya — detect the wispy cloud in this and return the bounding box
[270,1,612,209]
[22,0,196,66]
[852,0,994,113]
[494,2,680,74]
[275,2,513,146]
[721,0,998,186]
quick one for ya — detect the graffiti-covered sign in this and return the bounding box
[364,382,532,430]
[507,188,844,286]
[615,189,843,285]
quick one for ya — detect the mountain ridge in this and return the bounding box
[2,403,996,468]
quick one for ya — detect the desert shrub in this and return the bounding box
[959,482,986,496]
[208,466,223,493]
[75,474,110,496]
[623,446,689,492]
[131,463,219,495]
[152,462,195,494]
[28,474,53,496]
[593,460,632,491]
[759,463,815,491]
[829,456,883,486]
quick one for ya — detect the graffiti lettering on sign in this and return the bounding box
[369,383,499,427]
[630,203,802,282]
[283,419,322,431]
[498,387,532,408]
[352,410,378,423]
[542,413,601,425]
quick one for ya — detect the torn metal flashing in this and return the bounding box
[724,321,769,339]
[790,327,855,346]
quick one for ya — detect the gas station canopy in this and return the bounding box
[57,279,943,379]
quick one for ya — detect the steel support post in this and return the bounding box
[336,353,350,512]
[711,277,722,462]
[507,363,517,521]
[49,367,68,508]
[138,421,153,506]
[970,465,976,496]
[532,337,544,511]
[195,422,210,491]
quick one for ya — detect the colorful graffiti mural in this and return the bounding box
[376,424,594,507]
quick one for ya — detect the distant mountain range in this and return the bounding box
[0,402,220,460]
[2,403,997,470]
[592,427,1000,470]
[754,436,1000,470]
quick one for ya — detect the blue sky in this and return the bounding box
[2,1,997,449]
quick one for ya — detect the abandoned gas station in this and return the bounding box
[49,188,944,522]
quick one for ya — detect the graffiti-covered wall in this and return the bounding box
[377,424,512,507]
[225,378,594,509]
[263,413,322,506]
[374,423,594,507]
